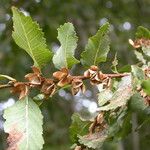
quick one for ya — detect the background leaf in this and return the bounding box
[69,113,90,143]
[12,7,52,68]
[142,80,150,95]
[129,93,148,112]
[81,23,110,67]
[136,26,150,39]
[3,96,44,150]
[53,23,79,69]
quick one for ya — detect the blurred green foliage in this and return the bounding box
[0,0,149,149]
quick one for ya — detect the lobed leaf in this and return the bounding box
[81,23,110,67]
[3,96,44,150]
[12,7,52,68]
[53,23,79,69]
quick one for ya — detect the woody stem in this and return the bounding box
[106,73,130,78]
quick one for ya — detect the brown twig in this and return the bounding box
[0,84,13,89]
[106,73,130,78]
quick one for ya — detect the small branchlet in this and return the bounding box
[0,66,129,100]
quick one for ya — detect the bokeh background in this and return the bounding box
[0,0,150,150]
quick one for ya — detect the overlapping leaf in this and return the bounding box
[98,89,113,106]
[3,96,44,150]
[131,65,145,89]
[78,131,108,149]
[81,23,110,67]
[134,50,146,64]
[12,7,52,68]
[53,23,79,69]
[98,76,133,111]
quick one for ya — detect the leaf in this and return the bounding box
[3,96,44,150]
[98,76,133,111]
[131,65,145,80]
[78,130,108,149]
[136,26,150,39]
[142,80,150,95]
[142,46,150,57]
[81,23,110,67]
[134,50,146,64]
[12,7,52,68]
[108,111,132,140]
[131,65,145,89]
[53,23,79,69]
[129,93,148,112]
[69,113,90,143]
[98,89,113,106]
[118,65,131,73]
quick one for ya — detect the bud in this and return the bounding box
[53,68,72,87]
[11,82,29,100]
[71,78,85,95]
[41,79,56,97]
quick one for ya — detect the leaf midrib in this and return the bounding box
[19,14,37,66]
[63,25,70,68]
[93,38,102,65]
[25,97,29,150]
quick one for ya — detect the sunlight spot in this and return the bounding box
[123,22,131,30]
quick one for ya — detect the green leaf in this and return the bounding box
[78,130,108,149]
[81,23,110,67]
[134,50,146,64]
[142,46,150,57]
[142,80,150,95]
[98,89,113,106]
[3,96,44,150]
[131,65,145,89]
[69,113,90,143]
[129,93,148,112]
[53,23,79,69]
[12,7,52,68]
[98,76,133,111]
[131,65,145,80]
[136,26,150,39]
[118,65,131,73]
[108,111,132,140]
